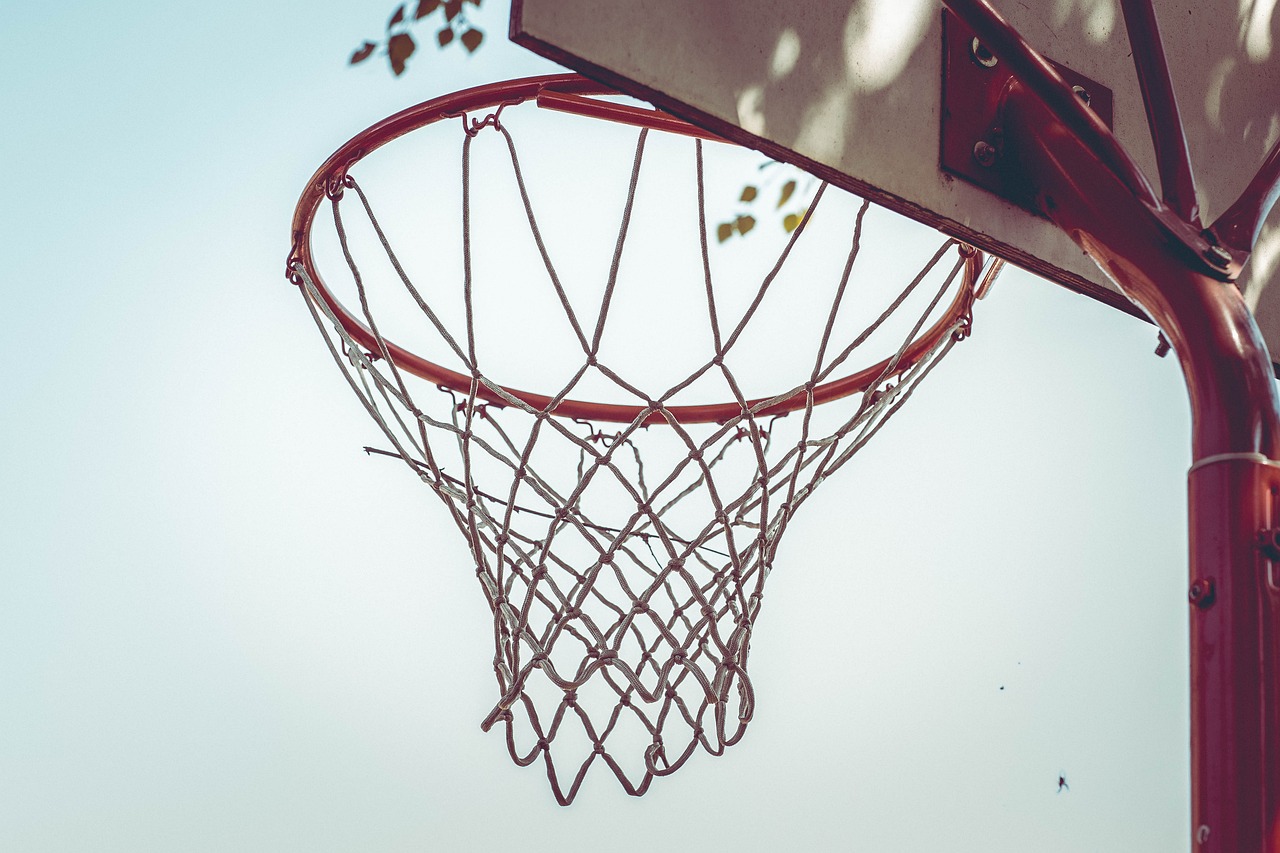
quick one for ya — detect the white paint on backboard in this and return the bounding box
[512,0,1280,359]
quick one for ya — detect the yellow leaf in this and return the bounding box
[778,179,796,208]
[740,185,758,203]
[716,222,734,243]
[736,215,756,235]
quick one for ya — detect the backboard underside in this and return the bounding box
[511,0,1280,363]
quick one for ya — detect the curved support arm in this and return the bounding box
[941,4,1280,847]
[1000,83,1280,462]
[1001,82,1280,850]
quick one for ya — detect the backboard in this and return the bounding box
[511,0,1280,361]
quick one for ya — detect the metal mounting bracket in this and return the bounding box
[940,10,1114,212]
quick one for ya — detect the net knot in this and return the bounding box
[564,691,578,706]
[593,743,607,755]
[531,566,549,581]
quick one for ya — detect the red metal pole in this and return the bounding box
[998,80,1280,852]
[1188,457,1280,852]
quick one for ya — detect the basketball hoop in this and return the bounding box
[288,74,997,804]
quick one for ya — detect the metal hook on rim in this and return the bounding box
[325,172,356,201]
[448,99,523,137]
[323,150,363,200]
[285,235,306,285]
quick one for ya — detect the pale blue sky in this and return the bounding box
[1,2,1199,850]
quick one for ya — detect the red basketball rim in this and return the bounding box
[288,74,981,425]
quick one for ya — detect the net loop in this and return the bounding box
[289,75,998,805]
